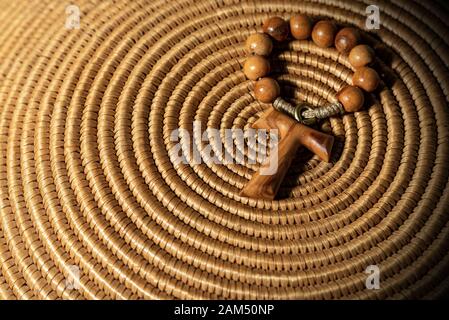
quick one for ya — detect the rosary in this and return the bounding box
[240,15,380,200]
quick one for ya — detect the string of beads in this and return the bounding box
[243,15,381,122]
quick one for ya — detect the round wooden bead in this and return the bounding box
[349,45,375,68]
[254,77,280,103]
[243,56,270,81]
[289,14,312,40]
[245,33,273,56]
[263,17,289,42]
[334,27,360,53]
[337,85,365,112]
[311,20,337,48]
[352,66,380,92]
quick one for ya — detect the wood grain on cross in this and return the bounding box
[240,107,334,200]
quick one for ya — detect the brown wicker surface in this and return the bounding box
[0,0,449,299]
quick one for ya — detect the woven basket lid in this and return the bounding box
[0,0,449,299]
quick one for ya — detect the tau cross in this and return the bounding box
[240,98,342,200]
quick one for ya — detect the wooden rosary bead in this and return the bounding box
[337,85,365,112]
[243,55,270,81]
[334,27,360,54]
[311,20,336,48]
[289,14,312,40]
[352,66,380,92]
[254,77,280,103]
[348,44,375,68]
[263,16,289,42]
[245,33,273,56]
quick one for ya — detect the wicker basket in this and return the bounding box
[0,0,448,299]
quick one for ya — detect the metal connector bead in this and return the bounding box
[273,97,344,125]
[273,97,296,118]
[301,102,345,120]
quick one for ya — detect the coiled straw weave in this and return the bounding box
[1,0,449,300]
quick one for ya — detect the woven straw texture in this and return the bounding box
[1,0,449,300]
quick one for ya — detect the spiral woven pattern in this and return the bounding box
[1,0,449,299]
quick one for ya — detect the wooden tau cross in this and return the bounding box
[240,106,335,200]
